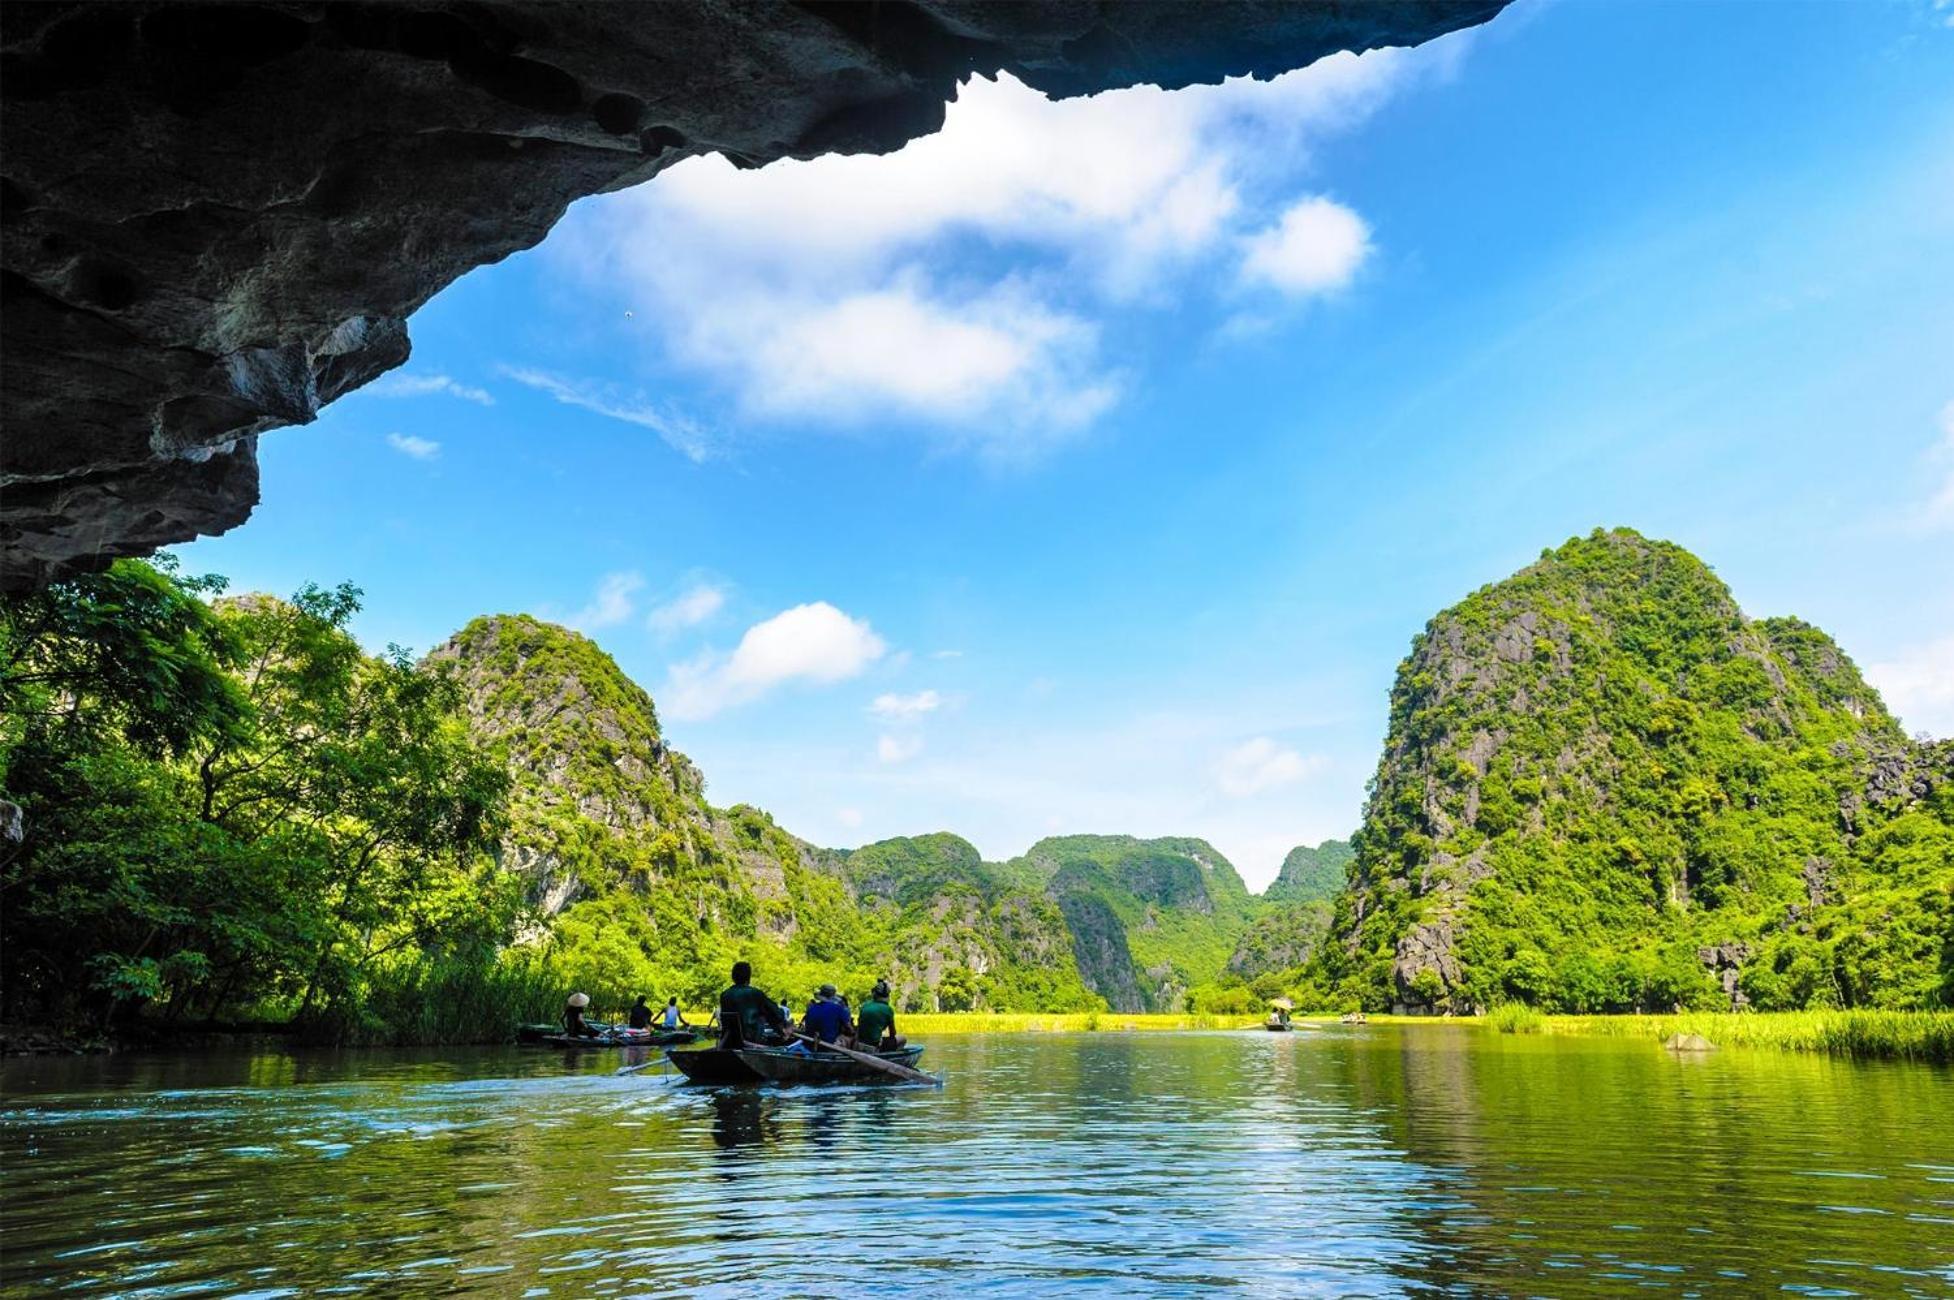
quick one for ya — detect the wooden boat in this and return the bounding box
[666,1042,925,1086]
[665,1045,764,1085]
[533,1028,697,1049]
[1264,1020,1294,1032]
[733,1043,927,1086]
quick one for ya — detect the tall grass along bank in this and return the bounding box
[1524,1010,1953,1062]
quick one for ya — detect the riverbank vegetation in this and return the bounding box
[0,560,526,1040]
[1534,1009,1954,1063]
[5,542,1949,1052]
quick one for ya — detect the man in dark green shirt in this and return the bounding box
[855,980,900,1050]
[718,961,789,1047]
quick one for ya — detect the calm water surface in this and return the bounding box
[3,1027,1951,1297]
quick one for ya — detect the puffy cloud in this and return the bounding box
[876,733,924,764]
[1867,634,1954,739]
[367,372,494,405]
[836,807,865,829]
[647,583,726,636]
[499,365,713,462]
[552,41,1462,454]
[1215,737,1327,798]
[1240,197,1372,296]
[385,432,440,460]
[664,602,886,720]
[870,689,942,720]
[570,571,645,631]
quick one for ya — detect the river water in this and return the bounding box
[3,1026,1950,1297]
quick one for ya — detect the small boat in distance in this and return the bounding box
[1265,997,1295,1032]
[1340,1012,1369,1025]
[530,1028,699,1050]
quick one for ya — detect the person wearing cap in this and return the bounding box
[718,961,790,1048]
[855,981,901,1051]
[563,992,600,1038]
[801,983,853,1045]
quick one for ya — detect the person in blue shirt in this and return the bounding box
[801,983,853,1044]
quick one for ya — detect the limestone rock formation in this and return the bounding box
[1264,837,1354,903]
[0,0,1508,587]
[1331,528,1953,1015]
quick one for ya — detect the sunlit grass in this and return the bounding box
[1519,1009,1954,1062]
[899,1012,1269,1034]
[1486,1004,1545,1034]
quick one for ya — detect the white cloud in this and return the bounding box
[836,807,865,829]
[647,583,726,636]
[876,733,924,764]
[551,41,1464,455]
[870,689,942,720]
[1867,634,1954,739]
[932,650,965,660]
[1240,197,1372,296]
[664,602,886,720]
[499,365,713,462]
[368,372,493,406]
[571,571,644,631]
[1215,737,1326,798]
[385,432,441,460]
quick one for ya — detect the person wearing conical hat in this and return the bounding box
[563,991,600,1038]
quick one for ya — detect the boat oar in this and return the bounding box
[615,1051,672,1077]
[793,1033,940,1086]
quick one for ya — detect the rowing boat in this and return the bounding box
[665,1042,924,1085]
[733,1044,926,1085]
[532,1029,697,1049]
[664,1045,763,1084]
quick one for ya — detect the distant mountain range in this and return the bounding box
[429,526,1951,1017]
[429,613,1317,1012]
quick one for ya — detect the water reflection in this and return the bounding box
[3,1031,1950,1297]
[709,1089,772,1151]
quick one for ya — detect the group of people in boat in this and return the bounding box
[560,991,689,1038]
[559,962,903,1053]
[718,961,904,1053]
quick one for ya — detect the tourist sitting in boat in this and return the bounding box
[801,984,853,1045]
[563,992,600,1038]
[718,961,790,1048]
[660,997,689,1031]
[627,996,653,1031]
[855,980,902,1051]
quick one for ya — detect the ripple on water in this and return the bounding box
[4,1031,1954,1297]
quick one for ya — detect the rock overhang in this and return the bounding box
[0,0,1509,588]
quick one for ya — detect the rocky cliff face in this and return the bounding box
[833,833,1098,1013]
[425,615,1114,1009]
[1264,839,1354,904]
[0,0,1507,587]
[1333,528,1953,1015]
[1019,834,1255,1011]
[426,613,828,936]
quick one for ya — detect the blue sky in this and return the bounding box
[177,0,1954,888]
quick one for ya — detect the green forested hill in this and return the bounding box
[1321,528,1953,1014]
[428,617,1112,1013]
[8,536,1944,1039]
[1011,835,1254,1010]
[1264,840,1355,904]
